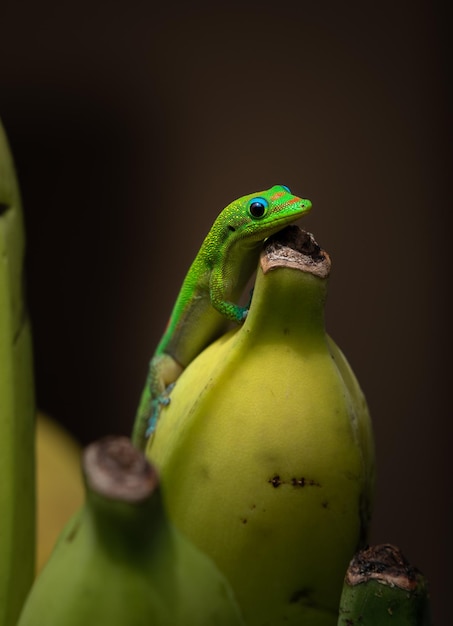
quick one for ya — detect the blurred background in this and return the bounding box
[1,0,450,622]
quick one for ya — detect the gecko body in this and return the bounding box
[132,185,312,448]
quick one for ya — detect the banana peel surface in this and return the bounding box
[147,226,375,626]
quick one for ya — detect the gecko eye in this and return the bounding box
[281,185,291,193]
[248,197,268,219]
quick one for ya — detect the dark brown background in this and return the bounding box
[1,1,451,622]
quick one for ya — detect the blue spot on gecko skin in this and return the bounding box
[145,415,158,437]
[241,287,254,320]
[145,385,176,437]
[145,401,161,436]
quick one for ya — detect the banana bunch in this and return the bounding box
[147,225,376,626]
[0,120,36,625]
[18,436,245,626]
[337,544,431,625]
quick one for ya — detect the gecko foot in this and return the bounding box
[145,384,176,437]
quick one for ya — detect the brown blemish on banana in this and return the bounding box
[268,475,321,488]
[65,518,81,543]
[291,477,320,487]
[269,475,282,488]
[260,225,331,278]
[289,586,315,605]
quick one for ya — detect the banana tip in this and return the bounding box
[261,225,331,277]
[83,436,159,503]
[345,544,427,592]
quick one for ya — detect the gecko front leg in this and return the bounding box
[132,353,183,449]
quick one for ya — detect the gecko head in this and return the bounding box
[221,185,312,242]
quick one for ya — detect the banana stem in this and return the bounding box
[246,225,332,342]
[337,544,431,625]
[82,437,173,560]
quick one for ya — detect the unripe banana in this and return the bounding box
[0,119,36,625]
[36,413,84,573]
[337,544,431,625]
[18,436,244,626]
[147,226,375,626]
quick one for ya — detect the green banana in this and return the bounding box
[337,544,431,625]
[18,436,245,626]
[0,120,36,626]
[147,225,375,626]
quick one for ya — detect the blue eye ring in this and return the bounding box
[281,185,291,193]
[248,196,268,218]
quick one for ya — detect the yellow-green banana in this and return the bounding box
[18,436,245,626]
[0,120,36,626]
[337,544,431,625]
[147,226,375,626]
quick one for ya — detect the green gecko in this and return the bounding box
[132,185,312,448]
